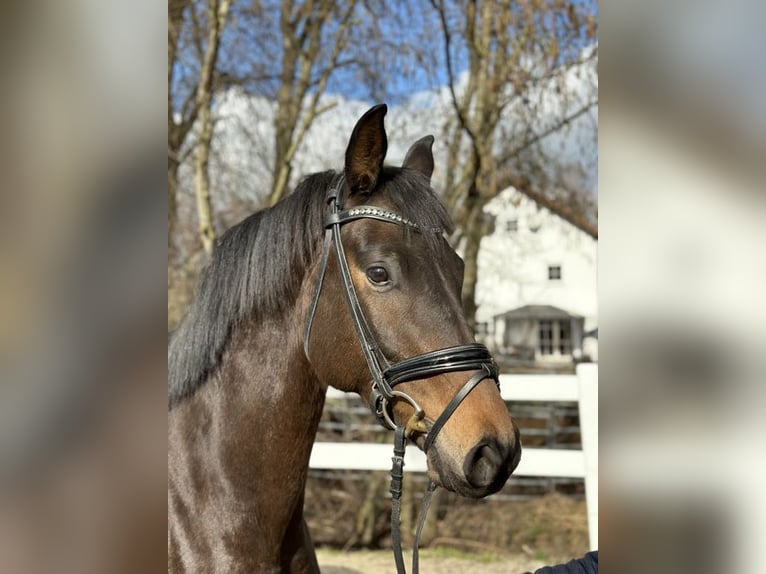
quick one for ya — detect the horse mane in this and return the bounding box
[168,167,453,408]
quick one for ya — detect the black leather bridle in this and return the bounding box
[304,175,501,574]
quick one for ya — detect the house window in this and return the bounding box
[539,319,572,356]
[505,219,518,232]
[548,265,562,281]
[475,321,491,335]
[558,321,572,355]
[539,320,553,355]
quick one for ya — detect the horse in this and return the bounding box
[168,104,521,573]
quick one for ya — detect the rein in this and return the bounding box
[304,175,500,574]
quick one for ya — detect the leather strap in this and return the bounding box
[304,179,344,362]
[330,199,392,392]
[424,365,494,453]
[390,426,407,574]
[385,344,498,388]
[411,480,438,573]
[304,175,393,396]
[326,207,420,229]
[303,226,333,360]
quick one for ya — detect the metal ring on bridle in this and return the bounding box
[381,390,425,432]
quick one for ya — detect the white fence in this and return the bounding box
[310,363,598,550]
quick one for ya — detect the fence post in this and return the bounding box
[577,362,598,551]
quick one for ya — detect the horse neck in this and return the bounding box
[170,308,325,516]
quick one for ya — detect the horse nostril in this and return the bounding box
[463,439,508,490]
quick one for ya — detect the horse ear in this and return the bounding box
[344,104,388,195]
[402,135,435,181]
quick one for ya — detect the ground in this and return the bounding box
[317,548,546,574]
[310,492,590,572]
[307,490,589,568]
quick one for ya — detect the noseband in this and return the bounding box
[304,175,501,574]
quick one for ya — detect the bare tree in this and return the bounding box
[267,0,358,205]
[168,0,192,251]
[168,0,236,257]
[432,0,597,324]
[193,0,233,255]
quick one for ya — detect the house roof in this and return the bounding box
[498,172,598,239]
[493,304,583,321]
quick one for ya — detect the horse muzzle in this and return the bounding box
[428,421,521,498]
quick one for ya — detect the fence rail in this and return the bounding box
[311,364,598,550]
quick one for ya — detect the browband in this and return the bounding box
[325,206,420,229]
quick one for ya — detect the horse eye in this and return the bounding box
[366,266,389,284]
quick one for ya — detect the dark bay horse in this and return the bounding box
[168,104,521,573]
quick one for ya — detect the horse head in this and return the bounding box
[306,104,521,498]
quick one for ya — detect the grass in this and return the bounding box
[524,522,547,538]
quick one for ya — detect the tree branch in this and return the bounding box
[498,99,598,165]
[430,0,479,147]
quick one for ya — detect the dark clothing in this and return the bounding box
[527,550,598,574]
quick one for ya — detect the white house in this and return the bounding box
[475,187,598,364]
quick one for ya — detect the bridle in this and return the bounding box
[304,175,500,574]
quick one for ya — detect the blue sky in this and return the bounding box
[174,0,597,107]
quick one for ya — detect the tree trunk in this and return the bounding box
[269,125,294,206]
[460,197,489,329]
[194,111,216,255]
[193,0,232,256]
[270,162,291,206]
[168,0,189,255]
[168,156,180,256]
